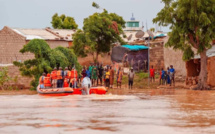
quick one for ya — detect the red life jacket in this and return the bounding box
[51,71,57,80]
[63,78,69,87]
[44,77,51,87]
[71,69,78,79]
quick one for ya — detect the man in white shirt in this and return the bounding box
[81,76,92,95]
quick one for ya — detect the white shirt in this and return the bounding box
[81,77,92,87]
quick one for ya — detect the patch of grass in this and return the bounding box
[113,72,160,89]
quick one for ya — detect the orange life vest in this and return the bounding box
[57,70,63,80]
[44,77,51,87]
[51,71,57,80]
[71,69,78,79]
[65,70,71,79]
[39,76,44,84]
[70,78,77,85]
[63,78,69,87]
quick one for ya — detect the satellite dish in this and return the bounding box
[127,34,133,41]
[135,31,145,38]
[147,30,154,39]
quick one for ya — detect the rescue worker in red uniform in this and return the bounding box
[51,67,58,88]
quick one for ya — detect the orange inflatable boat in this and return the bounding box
[37,86,107,96]
[37,86,74,96]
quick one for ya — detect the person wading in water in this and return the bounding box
[81,74,92,95]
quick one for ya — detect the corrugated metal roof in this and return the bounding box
[12,28,74,41]
[50,29,75,41]
[194,45,215,59]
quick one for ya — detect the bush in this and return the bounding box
[0,67,12,90]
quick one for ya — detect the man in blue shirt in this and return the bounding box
[169,65,176,86]
[86,67,91,78]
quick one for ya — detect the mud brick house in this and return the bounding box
[186,46,215,87]
[0,26,76,88]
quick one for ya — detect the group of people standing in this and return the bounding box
[39,62,136,90]
[81,63,135,89]
[150,65,176,86]
[39,67,78,89]
[81,63,125,89]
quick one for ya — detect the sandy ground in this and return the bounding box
[0,89,37,95]
[0,80,188,95]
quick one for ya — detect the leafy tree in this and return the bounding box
[51,13,78,29]
[53,46,82,72]
[153,0,215,90]
[150,28,155,32]
[72,2,126,62]
[14,39,81,90]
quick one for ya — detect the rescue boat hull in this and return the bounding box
[37,87,74,96]
[37,86,107,96]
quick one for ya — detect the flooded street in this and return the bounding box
[0,89,215,134]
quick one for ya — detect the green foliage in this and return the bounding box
[51,13,78,29]
[0,67,12,90]
[72,30,89,57]
[72,3,126,61]
[92,2,100,9]
[13,39,81,90]
[150,28,155,32]
[153,0,215,60]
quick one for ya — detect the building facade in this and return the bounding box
[0,26,75,88]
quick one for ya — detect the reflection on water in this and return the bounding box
[0,89,215,134]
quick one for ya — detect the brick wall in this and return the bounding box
[0,26,34,64]
[149,42,165,71]
[0,65,33,88]
[78,53,112,66]
[0,27,70,88]
[207,56,215,87]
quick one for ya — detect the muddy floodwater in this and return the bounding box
[0,89,215,134]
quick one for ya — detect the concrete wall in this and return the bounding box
[46,40,69,48]
[163,37,186,77]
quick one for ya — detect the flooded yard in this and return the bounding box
[0,89,215,134]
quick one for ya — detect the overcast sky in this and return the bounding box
[0,0,169,32]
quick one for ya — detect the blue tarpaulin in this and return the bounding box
[122,45,149,51]
[153,33,166,39]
